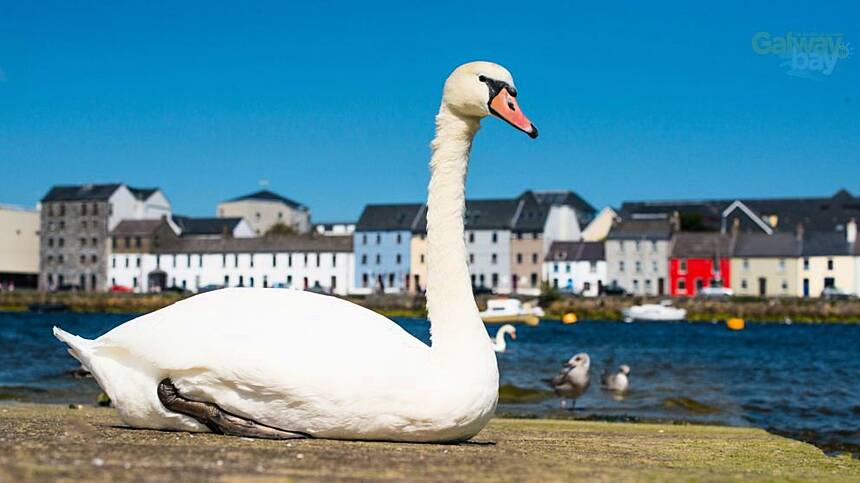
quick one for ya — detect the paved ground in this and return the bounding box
[0,404,858,482]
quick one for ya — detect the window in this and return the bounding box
[198,254,203,268]
[469,253,475,264]
[133,276,138,288]
[287,275,293,286]
[375,254,381,265]
[59,204,65,216]
[396,254,402,264]
[81,203,87,216]
[396,233,402,244]
[272,254,277,267]
[125,257,129,268]
[136,257,141,268]
[304,254,308,266]
[173,255,178,268]
[634,240,640,251]
[361,254,368,265]
[58,238,64,247]
[224,275,230,286]
[743,259,750,269]
[238,275,244,287]
[778,259,786,270]
[234,254,239,268]
[249,255,254,268]
[249,277,255,287]
[516,253,523,264]
[58,255,64,263]
[679,259,687,273]
[331,275,337,290]
[134,236,141,248]
[530,273,537,287]
[332,254,337,267]
[633,279,640,291]
[125,236,131,248]
[827,258,834,271]
[590,261,597,273]
[187,254,192,268]
[81,221,88,231]
[91,237,97,246]
[111,257,116,268]
[362,274,368,287]
[376,234,381,245]
[491,253,497,265]
[553,263,559,273]
[420,254,425,264]
[80,254,86,264]
[362,234,368,245]
[80,237,86,247]
[315,254,321,267]
[532,253,538,264]
[619,261,625,272]
[652,261,658,272]
[92,203,98,215]
[388,273,395,287]
[468,232,475,243]
[803,257,810,270]
[48,238,54,248]
[645,279,652,291]
[565,264,571,273]
[91,255,97,264]
[491,273,499,287]
[491,232,498,243]
[288,254,293,267]
[678,279,686,292]
[222,254,227,267]
[635,261,642,273]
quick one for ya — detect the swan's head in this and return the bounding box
[501,324,517,340]
[619,364,631,375]
[442,61,538,138]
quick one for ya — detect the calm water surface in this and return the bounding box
[1,312,858,455]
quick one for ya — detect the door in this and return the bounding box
[758,277,767,296]
[803,278,810,297]
[657,277,665,295]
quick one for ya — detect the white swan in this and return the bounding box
[53,61,538,443]
[491,324,517,353]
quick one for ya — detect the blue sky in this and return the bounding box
[1,2,858,221]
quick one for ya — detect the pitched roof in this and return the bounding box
[546,241,604,262]
[670,232,732,258]
[128,187,159,201]
[800,231,855,257]
[110,219,164,236]
[620,190,860,233]
[154,234,352,254]
[172,215,244,236]
[355,204,424,231]
[732,232,802,257]
[531,190,597,226]
[607,219,674,240]
[41,183,123,202]
[225,190,308,211]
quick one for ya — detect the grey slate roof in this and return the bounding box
[532,190,597,226]
[128,187,159,201]
[607,219,674,240]
[355,204,424,231]
[155,234,352,254]
[546,241,604,262]
[732,233,802,257]
[172,215,244,236]
[225,190,308,211]
[800,231,855,257]
[110,219,164,236]
[670,232,732,258]
[620,189,860,233]
[41,183,123,202]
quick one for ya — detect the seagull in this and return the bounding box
[548,352,590,409]
[601,364,630,393]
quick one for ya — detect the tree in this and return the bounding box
[265,222,298,237]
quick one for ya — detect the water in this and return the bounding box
[2,312,859,455]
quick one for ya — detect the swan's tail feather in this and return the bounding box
[53,326,96,371]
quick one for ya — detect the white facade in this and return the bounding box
[107,186,172,231]
[605,239,671,296]
[543,259,607,296]
[109,250,353,296]
[542,205,582,251]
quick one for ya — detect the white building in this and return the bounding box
[218,190,311,235]
[605,218,674,296]
[543,241,607,296]
[109,232,354,296]
[0,204,40,289]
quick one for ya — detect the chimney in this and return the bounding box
[847,218,857,244]
[795,222,805,241]
[671,211,681,232]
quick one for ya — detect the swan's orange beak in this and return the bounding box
[490,89,538,139]
[510,331,517,340]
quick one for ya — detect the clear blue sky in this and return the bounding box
[1,2,858,221]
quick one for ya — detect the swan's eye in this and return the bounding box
[478,75,487,82]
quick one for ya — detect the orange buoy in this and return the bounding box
[562,313,578,324]
[726,318,745,331]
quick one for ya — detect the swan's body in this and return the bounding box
[54,61,537,443]
[491,324,517,353]
[601,364,630,393]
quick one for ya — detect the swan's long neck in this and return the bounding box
[426,104,488,354]
[493,329,508,351]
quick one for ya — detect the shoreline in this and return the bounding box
[1,403,857,481]
[4,290,860,323]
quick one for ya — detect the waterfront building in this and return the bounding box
[39,183,171,291]
[668,232,732,296]
[795,223,857,297]
[730,232,801,297]
[0,204,40,289]
[108,223,352,295]
[543,241,606,296]
[353,203,424,294]
[217,190,310,235]
[605,219,674,295]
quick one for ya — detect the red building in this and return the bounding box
[669,232,732,296]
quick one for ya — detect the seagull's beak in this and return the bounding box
[489,89,538,139]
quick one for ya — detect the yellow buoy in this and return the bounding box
[726,318,745,331]
[562,313,578,324]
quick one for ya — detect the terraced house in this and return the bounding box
[605,218,674,296]
[352,203,424,294]
[39,183,171,291]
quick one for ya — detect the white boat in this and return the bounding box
[622,300,687,322]
[479,298,544,326]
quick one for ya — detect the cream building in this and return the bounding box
[0,204,40,288]
[218,190,310,235]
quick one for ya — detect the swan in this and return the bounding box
[490,324,517,353]
[53,61,538,443]
[548,352,591,409]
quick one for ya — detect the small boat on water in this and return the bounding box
[622,300,686,322]
[480,298,544,326]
